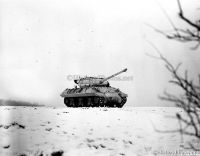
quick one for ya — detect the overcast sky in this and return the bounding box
[0,0,199,106]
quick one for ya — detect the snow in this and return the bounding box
[0,106,195,156]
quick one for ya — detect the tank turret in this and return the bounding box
[74,68,127,88]
[60,68,128,108]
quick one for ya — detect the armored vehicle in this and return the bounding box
[60,68,128,107]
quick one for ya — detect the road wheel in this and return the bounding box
[69,98,75,107]
[87,97,92,107]
[93,97,99,106]
[64,98,70,106]
[78,98,84,107]
[99,97,105,106]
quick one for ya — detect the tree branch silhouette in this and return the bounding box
[148,0,200,49]
[146,39,200,150]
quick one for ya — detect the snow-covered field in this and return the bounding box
[0,106,197,156]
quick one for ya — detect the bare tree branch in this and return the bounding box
[177,0,200,31]
[147,0,200,49]
[148,0,200,150]
[156,53,200,150]
[146,41,200,150]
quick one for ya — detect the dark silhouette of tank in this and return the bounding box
[60,68,128,107]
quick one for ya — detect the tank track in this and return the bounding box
[64,97,126,108]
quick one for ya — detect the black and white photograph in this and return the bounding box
[0,0,200,155]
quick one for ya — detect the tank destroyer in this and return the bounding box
[60,68,128,107]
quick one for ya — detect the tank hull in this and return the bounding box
[60,88,127,108]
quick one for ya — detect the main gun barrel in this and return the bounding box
[100,68,127,84]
